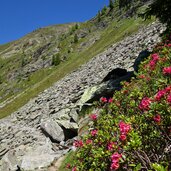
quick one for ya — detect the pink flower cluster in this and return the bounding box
[138,75,151,81]
[151,53,160,61]
[72,166,77,171]
[163,66,171,75]
[138,74,146,79]
[73,140,83,148]
[167,94,171,104]
[100,97,108,103]
[108,98,113,103]
[155,90,166,101]
[164,86,171,104]
[100,97,113,103]
[108,142,117,151]
[110,152,122,170]
[89,113,98,120]
[119,121,131,141]
[148,53,160,70]
[139,97,151,111]
[165,85,171,93]
[86,139,93,145]
[66,163,71,169]
[154,86,171,104]
[91,129,98,136]
[153,114,161,123]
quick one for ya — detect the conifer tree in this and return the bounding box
[109,0,114,10]
[52,53,61,66]
[74,34,78,43]
[143,0,171,27]
[97,11,101,22]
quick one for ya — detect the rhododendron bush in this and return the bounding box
[68,35,171,170]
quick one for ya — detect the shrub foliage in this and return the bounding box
[143,0,171,27]
[68,34,171,170]
[52,53,61,66]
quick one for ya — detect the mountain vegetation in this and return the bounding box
[0,0,170,170]
[65,33,171,171]
[0,0,154,118]
[58,0,171,170]
[142,0,171,27]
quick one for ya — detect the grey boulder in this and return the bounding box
[0,150,18,171]
[41,119,65,142]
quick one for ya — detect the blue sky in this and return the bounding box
[0,0,109,44]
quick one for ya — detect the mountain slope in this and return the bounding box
[68,30,171,171]
[0,21,165,171]
[0,1,154,118]
[0,1,167,170]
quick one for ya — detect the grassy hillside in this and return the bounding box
[0,1,153,118]
[60,30,171,171]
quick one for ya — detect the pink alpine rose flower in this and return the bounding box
[110,161,119,170]
[100,97,108,103]
[91,129,98,136]
[163,66,171,75]
[110,152,122,170]
[73,140,83,148]
[151,53,160,62]
[167,94,171,104]
[149,60,156,70]
[119,121,131,135]
[139,97,151,111]
[72,166,77,171]
[108,98,113,103]
[153,114,161,123]
[120,134,127,141]
[86,139,92,145]
[66,163,71,169]
[107,142,116,151]
[111,152,122,162]
[155,90,166,101]
[138,74,146,79]
[165,85,171,93]
[123,90,128,94]
[89,114,97,120]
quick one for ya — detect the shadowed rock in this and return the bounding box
[102,68,127,82]
[133,50,150,72]
[78,69,134,108]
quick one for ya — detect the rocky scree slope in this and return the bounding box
[0,22,165,171]
[0,16,110,108]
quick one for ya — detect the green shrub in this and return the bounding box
[143,0,171,27]
[52,53,61,66]
[68,34,171,170]
[75,23,79,30]
[74,34,78,43]
[101,6,108,16]
[109,0,114,10]
[97,11,101,22]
